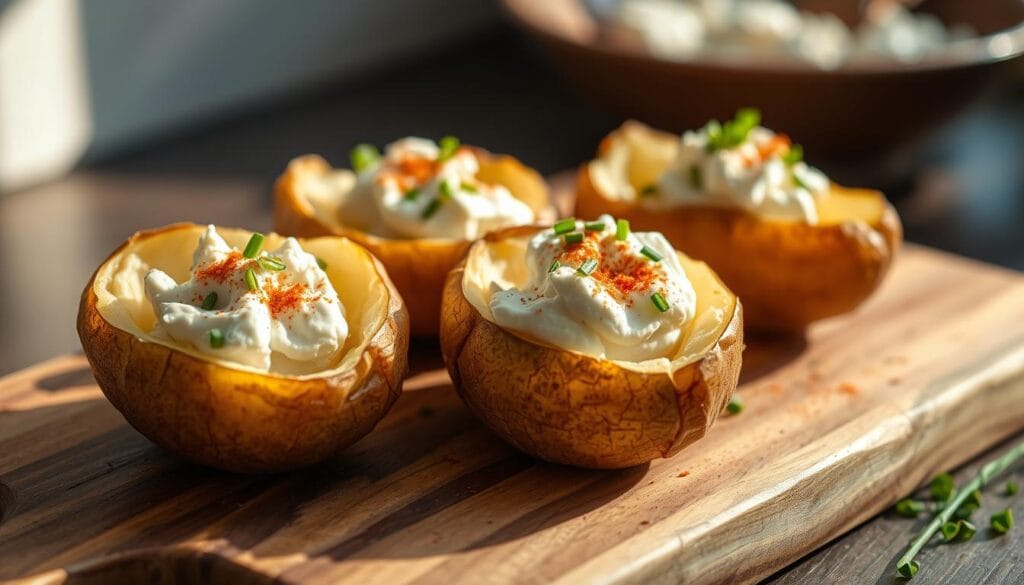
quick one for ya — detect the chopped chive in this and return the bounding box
[553,217,576,235]
[576,258,598,276]
[940,521,960,542]
[726,397,743,415]
[421,198,442,219]
[548,260,561,273]
[200,292,218,311]
[439,181,454,200]
[640,184,658,197]
[705,108,761,152]
[639,245,663,262]
[563,232,584,245]
[955,520,977,541]
[651,292,670,313]
[990,508,1014,534]
[245,268,259,292]
[1006,481,1019,496]
[258,256,286,271]
[931,472,956,503]
[688,165,702,189]
[209,328,225,349]
[782,143,804,166]
[793,172,811,191]
[897,560,919,579]
[584,221,606,232]
[953,489,982,520]
[350,143,380,173]
[894,498,925,518]
[242,233,265,259]
[437,135,460,161]
[616,218,630,241]
[404,187,420,201]
[461,182,478,193]
[316,256,328,270]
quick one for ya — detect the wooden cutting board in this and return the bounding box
[2,243,1024,585]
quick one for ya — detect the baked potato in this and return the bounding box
[576,120,902,331]
[440,225,743,469]
[77,223,408,473]
[275,145,554,337]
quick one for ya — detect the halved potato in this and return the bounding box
[577,121,902,331]
[77,224,409,473]
[275,149,554,337]
[440,226,744,469]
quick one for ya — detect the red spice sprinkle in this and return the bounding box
[196,251,246,284]
[556,231,666,300]
[265,280,309,318]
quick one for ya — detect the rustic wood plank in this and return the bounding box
[1,242,1023,585]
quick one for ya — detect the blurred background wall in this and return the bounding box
[0,0,500,192]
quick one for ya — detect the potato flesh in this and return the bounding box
[92,225,389,378]
[461,232,736,373]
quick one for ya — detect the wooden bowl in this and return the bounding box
[503,0,1024,160]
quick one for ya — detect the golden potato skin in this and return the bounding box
[576,134,902,331]
[440,230,744,469]
[77,226,409,473]
[275,152,552,337]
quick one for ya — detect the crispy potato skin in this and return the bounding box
[275,153,553,337]
[77,225,409,473]
[576,132,902,331]
[439,229,744,469]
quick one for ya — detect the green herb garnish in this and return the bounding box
[209,328,225,349]
[782,144,804,166]
[316,257,328,271]
[563,232,584,245]
[931,472,956,502]
[793,172,811,191]
[953,489,982,520]
[200,292,218,311]
[404,187,420,201]
[422,198,442,220]
[894,498,925,518]
[651,292,670,313]
[350,143,380,173]
[258,256,286,271]
[1006,481,1019,496]
[245,268,259,292]
[639,245,663,262]
[726,397,743,415]
[616,218,630,241]
[895,441,1024,579]
[584,221,606,232]
[991,508,1014,534]
[705,108,761,152]
[242,233,265,259]
[548,260,561,273]
[461,182,477,193]
[553,217,577,235]
[439,181,454,200]
[688,165,702,190]
[940,521,960,542]
[576,258,598,276]
[437,136,460,162]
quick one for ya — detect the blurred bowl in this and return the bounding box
[503,0,1024,160]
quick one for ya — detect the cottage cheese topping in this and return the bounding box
[490,216,697,361]
[649,111,830,223]
[346,137,535,240]
[145,226,348,371]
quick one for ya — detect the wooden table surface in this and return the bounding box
[1,27,1023,584]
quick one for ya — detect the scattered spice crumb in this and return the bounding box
[839,382,860,396]
[887,377,902,386]
[639,520,650,525]
[677,470,690,478]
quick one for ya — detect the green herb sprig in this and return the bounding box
[705,108,761,152]
[895,441,1024,579]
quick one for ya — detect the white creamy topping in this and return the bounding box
[490,215,697,362]
[652,123,830,224]
[343,137,535,240]
[615,0,974,69]
[144,226,348,371]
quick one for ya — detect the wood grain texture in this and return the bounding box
[1,243,1023,584]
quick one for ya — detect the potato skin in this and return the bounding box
[576,138,902,331]
[275,153,552,337]
[77,226,409,473]
[439,230,744,469]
